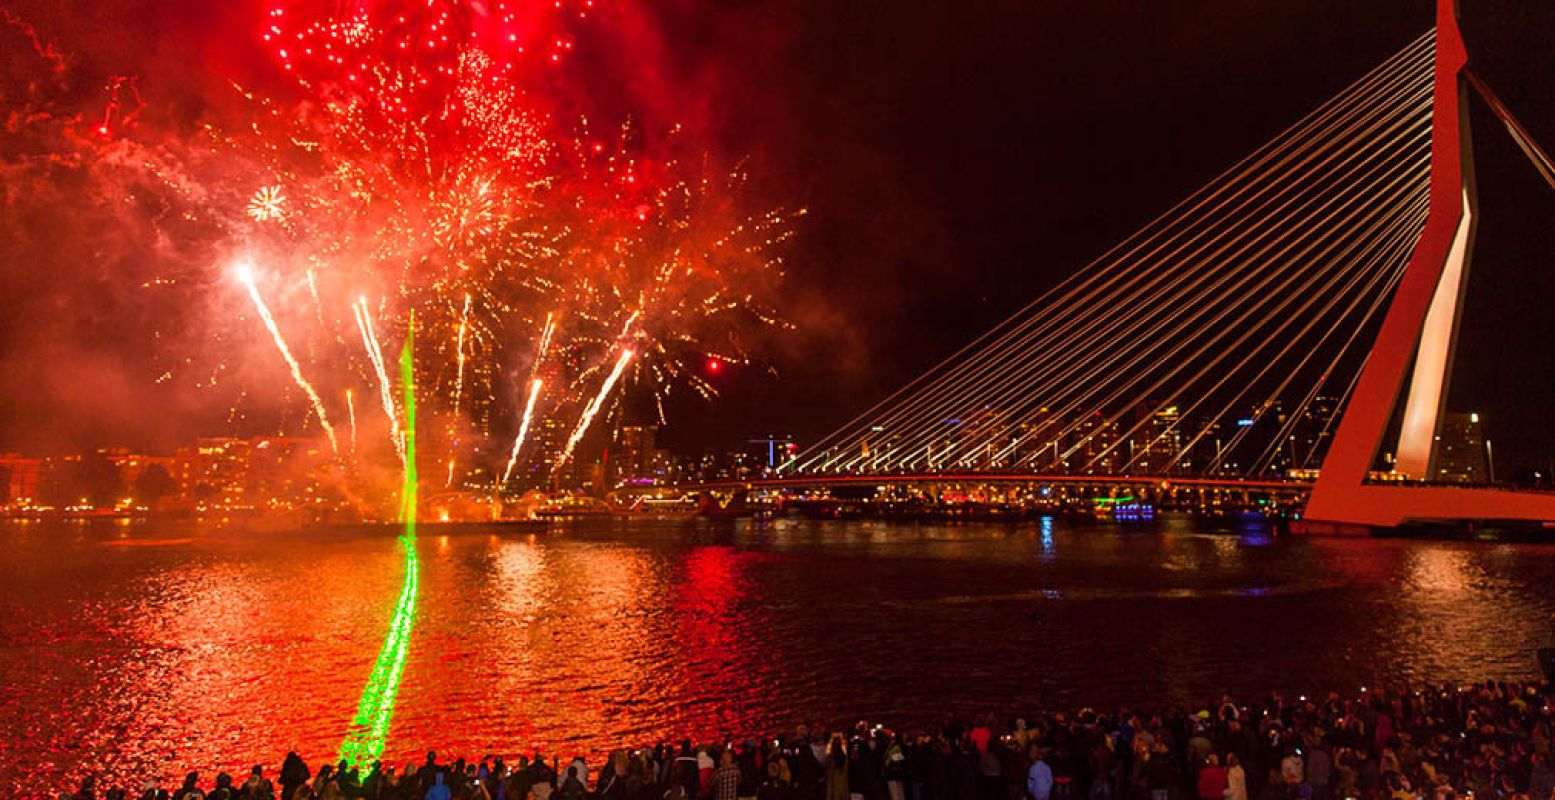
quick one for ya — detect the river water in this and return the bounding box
[4,515,1555,794]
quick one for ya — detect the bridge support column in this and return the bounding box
[1301,0,1555,532]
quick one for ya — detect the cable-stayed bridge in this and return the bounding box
[794,32,1434,481]
[759,0,1555,533]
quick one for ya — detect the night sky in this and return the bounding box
[2,0,1552,471]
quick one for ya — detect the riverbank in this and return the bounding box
[52,681,1555,800]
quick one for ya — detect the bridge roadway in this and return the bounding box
[621,472,1314,499]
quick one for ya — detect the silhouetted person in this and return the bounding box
[174,773,205,800]
[418,754,441,795]
[209,774,237,800]
[280,754,311,800]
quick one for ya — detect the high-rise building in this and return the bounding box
[1009,409,1066,471]
[501,361,572,491]
[512,415,569,489]
[1068,411,1122,474]
[925,416,968,472]
[953,406,1009,469]
[1277,395,1341,473]
[1130,405,1184,475]
[1182,418,1223,474]
[0,453,41,506]
[611,425,658,485]
[1434,411,1488,483]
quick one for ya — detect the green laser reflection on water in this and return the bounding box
[339,316,419,767]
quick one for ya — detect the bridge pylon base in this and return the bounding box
[1288,520,1375,537]
[1297,484,1555,534]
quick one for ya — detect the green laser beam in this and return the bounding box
[339,315,419,768]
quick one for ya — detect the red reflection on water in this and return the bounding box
[676,547,745,662]
[669,545,778,742]
[12,522,1555,798]
[369,536,779,768]
[2,538,405,795]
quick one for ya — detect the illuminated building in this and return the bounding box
[1289,395,1340,472]
[1182,418,1223,474]
[1068,412,1121,474]
[0,453,41,507]
[724,449,759,480]
[174,437,252,509]
[1433,411,1488,483]
[247,436,331,509]
[103,451,172,489]
[649,449,679,482]
[611,425,658,484]
[97,450,176,510]
[1009,407,1060,470]
[858,425,897,472]
[955,407,1008,469]
[1130,405,1183,475]
[525,416,570,488]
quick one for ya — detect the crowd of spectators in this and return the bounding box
[59,681,1555,800]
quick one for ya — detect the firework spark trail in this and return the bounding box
[236,261,339,454]
[499,311,557,485]
[451,293,471,415]
[443,294,472,486]
[618,309,640,340]
[305,269,322,317]
[555,348,634,474]
[354,297,406,466]
[501,378,545,485]
[346,388,358,453]
[536,311,557,359]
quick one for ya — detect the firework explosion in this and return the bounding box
[246,185,286,222]
[3,0,799,512]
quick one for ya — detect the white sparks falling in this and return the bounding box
[555,348,634,474]
[451,293,471,415]
[353,297,406,466]
[502,378,545,485]
[236,261,339,454]
[346,388,358,453]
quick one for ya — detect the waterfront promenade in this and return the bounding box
[55,681,1555,800]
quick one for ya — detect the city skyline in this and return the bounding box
[0,396,1504,521]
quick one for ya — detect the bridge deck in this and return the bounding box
[634,473,1312,495]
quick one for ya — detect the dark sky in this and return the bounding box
[661,0,1555,473]
[2,0,1553,470]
